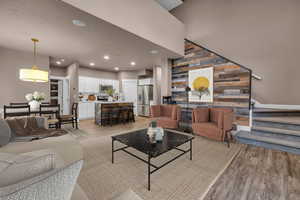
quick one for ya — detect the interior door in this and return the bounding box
[122,79,138,114]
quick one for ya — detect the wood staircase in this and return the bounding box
[235,108,300,154]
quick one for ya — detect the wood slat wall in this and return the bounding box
[172,40,251,127]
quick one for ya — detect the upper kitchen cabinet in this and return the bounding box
[79,76,119,93]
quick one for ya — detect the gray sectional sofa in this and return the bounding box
[0,117,89,200]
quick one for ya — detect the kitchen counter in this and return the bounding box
[95,102,134,125]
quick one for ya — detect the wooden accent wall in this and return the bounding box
[172,40,251,128]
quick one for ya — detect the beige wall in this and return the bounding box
[172,0,300,105]
[78,67,118,80]
[67,63,79,106]
[62,0,185,56]
[50,66,67,77]
[0,47,50,107]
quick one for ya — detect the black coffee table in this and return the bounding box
[111,128,194,191]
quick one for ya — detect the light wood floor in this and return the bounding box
[75,118,241,200]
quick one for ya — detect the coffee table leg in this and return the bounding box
[190,140,193,161]
[112,139,114,164]
[148,153,151,191]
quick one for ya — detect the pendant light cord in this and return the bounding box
[31,38,39,70]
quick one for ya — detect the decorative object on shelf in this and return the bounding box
[25,91,46,111]
[19,38,49,83]
[188,67,214,102]
[105,88,115,102]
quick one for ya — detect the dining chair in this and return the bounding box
[9,102,28,106]
[39,104,60,129]
[3,105,31,119]
[59,103,78,129]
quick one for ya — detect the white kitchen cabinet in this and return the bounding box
[79,103,87,119]
[79,76,119,94]
[79,102,95,120]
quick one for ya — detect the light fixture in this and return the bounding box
[104,55,110,60]
[89,62,95,66]
[130,61,136,66]
[72,19,86,27]
[114,67,119,71]
[61,59,65,62]
[56,61,61,65]
[19,38,48,83]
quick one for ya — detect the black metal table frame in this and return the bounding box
[111,138,193,191]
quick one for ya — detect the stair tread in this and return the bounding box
[254,117,300,125]
[236,131,300,148]
[253,108,300,113]
[252,126,300,136]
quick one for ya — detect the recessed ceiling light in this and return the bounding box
[61,59,65,62]
[150,50,158,54]
[114,67,119,71]
[89,62,95,66]
[56,61,61,65]
[104,55,110,60]
[72,19,86,27]
[130,62,136,66]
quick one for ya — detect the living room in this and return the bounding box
[0,0,299,200]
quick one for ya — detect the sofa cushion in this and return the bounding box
[0,134,83,167]
[0,120,11,147]
[193,108,209,123]
[0,150,55,187]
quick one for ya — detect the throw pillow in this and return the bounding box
[0,150,56,187]
[0,120,11,146]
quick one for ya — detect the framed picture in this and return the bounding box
[188,67,214,102]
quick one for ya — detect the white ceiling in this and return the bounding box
[155,0,183,11]
[0,0,180,71]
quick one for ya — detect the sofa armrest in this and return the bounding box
[216,111,224,129]
[223,112,234,131]
[150,105,161,118]
[176,107,181,121]
[0,160,83,200]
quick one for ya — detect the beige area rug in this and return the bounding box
[71,119,241,200]
[203,145,300,200]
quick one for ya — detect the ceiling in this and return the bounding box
[155,0,184,11]
[0,0,180,71]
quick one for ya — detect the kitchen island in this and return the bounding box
[95,102,135,126]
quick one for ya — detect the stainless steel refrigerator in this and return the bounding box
[137,85,153,117]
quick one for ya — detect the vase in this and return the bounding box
[29,100,40,111]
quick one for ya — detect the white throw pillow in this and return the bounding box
[0,149,56,187]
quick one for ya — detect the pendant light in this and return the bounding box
[19,38,48,82]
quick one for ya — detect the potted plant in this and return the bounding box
[105,88,115,102]
[25,91,46,111]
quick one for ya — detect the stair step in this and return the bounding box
[253,117,300,125]
[253,108,300,113]
[252,109,300,117]
[253,117,300,131]
[236,131,300,149]
[252,126,300,137]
